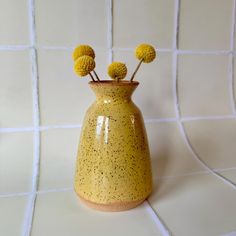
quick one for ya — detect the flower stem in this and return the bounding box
[89,72,96,82]
[93,70,100,81]
[130,59,143,82]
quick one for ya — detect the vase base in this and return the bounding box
[77,193,146,212]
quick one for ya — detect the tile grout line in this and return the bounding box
[22,0,41,235]
[155,166,236,181]
[0,188,73,199]
[230,0,236,115]
[172,0,236,191]
[0,45,32,50]
[1,114,236,133]
[107,0,113,64]
[2,165,236,199]
[144,201,171,236]
[142,1,181,235]
[180,114,235,122]
[1,44,236,55]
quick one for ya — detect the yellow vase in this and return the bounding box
[74,81,152,211]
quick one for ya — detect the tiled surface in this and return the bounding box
[149,174,236,236]
[113,51,175,119]
[0,132,34,194]
[183,119,236,169]
[178,0,233,50]
[113,0,174,49]
[31,191,162,236]
[0,0,29,45]
[39,128,80,190]
[0,196,29,236]
[35,0,107,47]
[146,122,204,179]
[178,54,232,116]
[0,51,33,128]
[218,170,236,184]
[1,0,236,235]
[38,49,107,125]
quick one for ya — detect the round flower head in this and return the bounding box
[135,44,156,63]
[74,55,95,77]
[107,62,127,80]
[72,45,95,61]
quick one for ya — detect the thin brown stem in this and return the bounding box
[130,59,144,82]
[89,72,96,82]
[93,70,100,81]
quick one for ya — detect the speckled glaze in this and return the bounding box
[74,81,152,211]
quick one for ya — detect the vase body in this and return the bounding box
[74,81,152,211]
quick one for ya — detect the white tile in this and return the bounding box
[178,0,233,50]
[178,54,232,116]
[113,0,174,49]
[0,51,33,127]
[149,174,236,236]
[39,128,80,190]
[0,0,29,45]
[184,119,236,169]
[36,0,107,47]
[0,132,34,194]
[0,196,29,236]
[38,49,107,125]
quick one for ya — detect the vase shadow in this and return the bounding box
[149,145,187,203]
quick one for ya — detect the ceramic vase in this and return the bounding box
[74,81,152,211]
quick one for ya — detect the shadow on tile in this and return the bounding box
[149,176,191,204]
[150,147,199,203]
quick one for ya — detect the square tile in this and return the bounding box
[178,54,232,116]
[32,191,162,236]
[113,51,175,119]
[0,0,29,45]
[149,174,236,235]
[146,122,204,179]
[39,128,80,190]
[0,196,29,236]
[0,132,34,194]
[113,0,174,49]
[178,0,233,50]
[35,0,107,47]
[183,119,236,169]
[0,51,33,128]
[38,49,107,125]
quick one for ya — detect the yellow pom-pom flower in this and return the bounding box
[135,44,156,63]
[107,62,127,81]
[72,45,95,61]
[74,55,95,77]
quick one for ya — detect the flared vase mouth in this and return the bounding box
[89,80,139,87]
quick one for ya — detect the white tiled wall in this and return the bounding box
[0,0,236,235]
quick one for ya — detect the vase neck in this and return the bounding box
[89,81,139,103]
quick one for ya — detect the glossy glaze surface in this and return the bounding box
[74,81,152,207]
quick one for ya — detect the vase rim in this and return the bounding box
[89,80,139,86]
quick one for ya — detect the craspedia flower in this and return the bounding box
[135,43,156,63]
[107,62,127,81]
[72,45,95,61]
[74,55,95,77]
